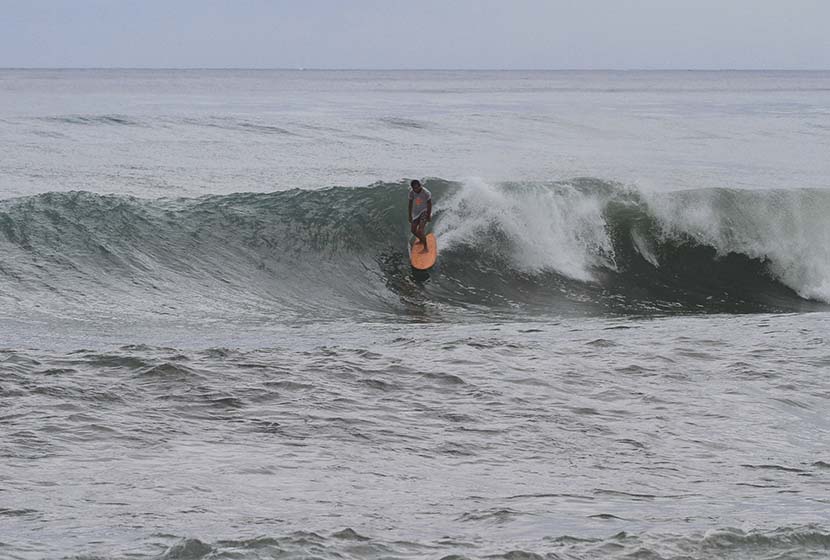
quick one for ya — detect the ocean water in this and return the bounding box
[1,69,829,559]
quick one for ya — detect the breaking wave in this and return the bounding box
[0,178,828,321]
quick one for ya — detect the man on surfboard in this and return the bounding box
[408,179,432,252]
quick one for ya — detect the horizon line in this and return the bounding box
[1,66,829,72]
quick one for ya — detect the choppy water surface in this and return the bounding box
[1,70,830,559]
[3,317,830,559]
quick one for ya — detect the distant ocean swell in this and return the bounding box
[1,178,828,320]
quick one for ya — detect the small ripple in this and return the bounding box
[458,508,524,523]
[331,528,370,541]
[741,464,809,474]
[615,364,652,375]
[263,380,315,391]
[772,397,813,410]
[40,114,142,126]
[138,362,205,381]
[380,117,430,129]
[488,551,545,560]
[586,338,617,348]
[158,538,213,560]
[0,508,39,518]
[419,371,467,385]
[358,378,396,391]
[78,353,150,370]
[206,395,246,409]
[593,489,660,500]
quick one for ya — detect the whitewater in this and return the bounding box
[1,70,829,560]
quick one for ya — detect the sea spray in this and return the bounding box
[434,177,616,281]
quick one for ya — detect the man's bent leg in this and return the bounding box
[417,220,428,251]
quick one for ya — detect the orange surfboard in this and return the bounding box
[409,233,437,270]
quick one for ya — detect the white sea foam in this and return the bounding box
[433,178,615,282]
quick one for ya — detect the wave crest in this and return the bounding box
[0,179,828,320]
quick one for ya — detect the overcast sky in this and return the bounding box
[3,0,829,69]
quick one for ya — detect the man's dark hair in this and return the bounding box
[410,179,421,188]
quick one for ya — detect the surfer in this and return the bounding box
[408,179,432,252]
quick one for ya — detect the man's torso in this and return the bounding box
[409,187,431,218]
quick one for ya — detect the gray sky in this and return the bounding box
[3,0,829,69]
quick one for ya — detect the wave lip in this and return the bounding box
[0,179,828,322]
